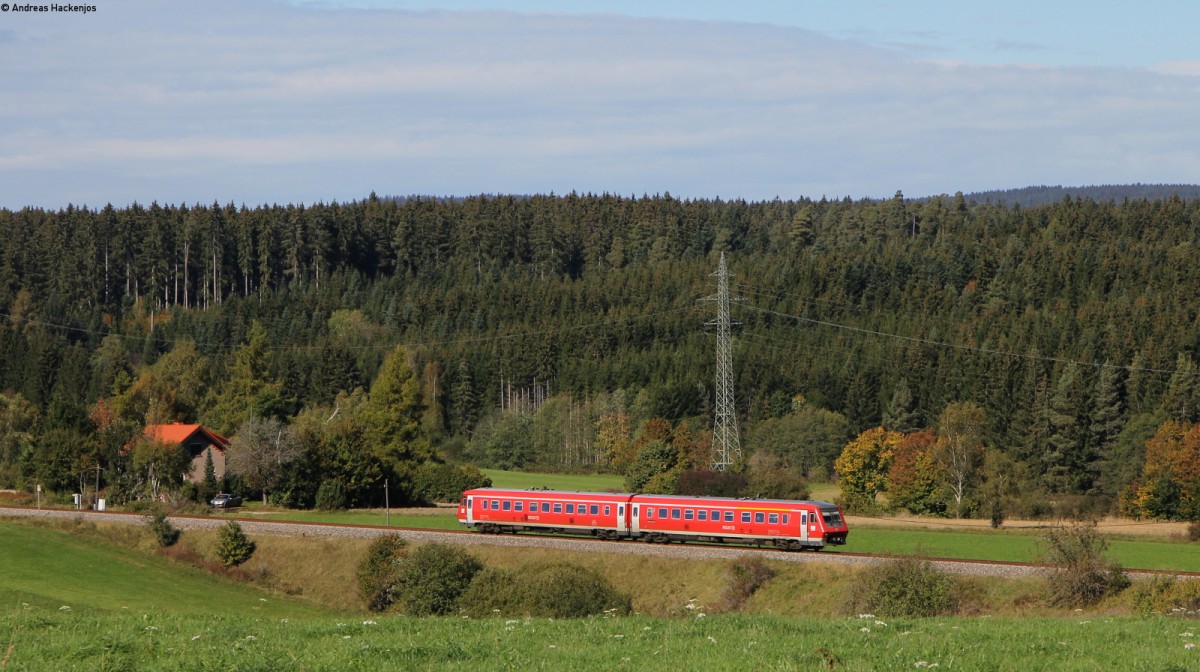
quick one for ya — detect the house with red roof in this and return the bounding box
[143,423,231,483]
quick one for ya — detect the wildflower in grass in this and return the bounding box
[505,620,519,626]
[857,614,875,619]
[696,613,706,619]
[860,627,871,633]
[363,621,377,626]
[1182,632,1195,638]
[1186,643,1197,650]
[643,627,652,631]
[613,635,624,639]
[191,635,201,641]
[343,636,351,640]
[875,621,887,627]
[145,626,158,631]
[548,645,557,649]
[707,636,717,644]
[245,636,257,641]
[281,619,288,623]
[58,606,71,611]
[915,663,928,669]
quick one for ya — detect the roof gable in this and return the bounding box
[143,423,230,451]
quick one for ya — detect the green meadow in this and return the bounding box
[4,516,1200,670]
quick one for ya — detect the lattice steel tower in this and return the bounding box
[705,252,742,471]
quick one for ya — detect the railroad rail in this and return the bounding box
[2,505,1194,580]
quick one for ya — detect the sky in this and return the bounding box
[1,0,1198,209]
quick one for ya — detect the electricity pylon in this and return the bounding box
[704,252,742,471]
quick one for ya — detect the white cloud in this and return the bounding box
[1,0,1198,208]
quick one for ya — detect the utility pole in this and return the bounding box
[704,252,742,471]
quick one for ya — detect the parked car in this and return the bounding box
[210,493,243,508]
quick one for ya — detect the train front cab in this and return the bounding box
[813,502,848,546]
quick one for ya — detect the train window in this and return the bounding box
[515,502,524,512]
[566,504,575,514]
[646,507,655,519]
[605,505,611,516]
[754,512,765,523]
[769,513,779,524]
[801,512,807,524]
[712,509,721,520]
[671,509,681,520]
[554,503,563,513]
[725,511,734,522]
[481,500,489,510]
[741,512,751,523]
[492,500,500,510]
[659,508,668,518]
[684,510,694,520]
[502,501,511,511]
[782,514,789,525]
[530,502,539,512]
[590,504,599,515]
[698,510,707,521]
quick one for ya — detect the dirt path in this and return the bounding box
[847,514,1188,538]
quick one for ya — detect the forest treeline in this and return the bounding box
[2,191,1200,518]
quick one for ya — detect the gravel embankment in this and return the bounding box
[2,505,1052,579]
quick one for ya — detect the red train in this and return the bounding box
[457,488,849,551]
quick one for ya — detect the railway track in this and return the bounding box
[3,505,1194,580]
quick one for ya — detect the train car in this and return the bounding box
[459,488,634,539]
[459,487,849,551]
[630,494,848,550]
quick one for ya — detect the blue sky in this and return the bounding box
[1,0,1197,208]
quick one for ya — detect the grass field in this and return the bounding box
[5,605,1200,670]
[5,515,1200,670]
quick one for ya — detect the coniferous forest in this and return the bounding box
[3,190,1200,519]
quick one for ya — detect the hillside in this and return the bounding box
[2,191,1200,516]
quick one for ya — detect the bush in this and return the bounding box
[144,511,180,547]
[392,543,482,616]
[844,556,958,617]
[719,556,776,612]
[412,462,491,504]
[459,562,632,618]
[357,535,408,612]
[1188,521,1200,542]
[1131,576,1200,616]
[675,469,747,497]
[1040,523,1130,607]
[315,479,348,511]
[215,521,256,567]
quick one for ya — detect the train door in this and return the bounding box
[630,504,639,536]
[799,509,809,543]
[466,496,475,525]
[619,504,628,535]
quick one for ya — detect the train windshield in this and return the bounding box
[819,507,843,528]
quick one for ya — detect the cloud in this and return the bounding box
[1,1,1198,208]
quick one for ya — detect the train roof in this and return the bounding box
[465,488,841,509]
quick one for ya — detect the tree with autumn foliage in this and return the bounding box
[1127,420,1200,519]
[885,430,946,516]
[936,401,987,518]
[834,427,903,512]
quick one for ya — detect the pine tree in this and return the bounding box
[1160,353,1198,423]
[1087,363,1125,493]
[882,378,921,433]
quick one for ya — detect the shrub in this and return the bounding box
[1131,576,1200,616]
[392,543,482,616]
[1188,521,1200,542]
[459,562,632,618]
[412,462,491,504]
[315,479,348,511]
[215,521,256,567]
[1040,523,1130,607]
[357,535,408,612]
[844,556,958,617]
[144,511,180,547]
[719,555,776,612]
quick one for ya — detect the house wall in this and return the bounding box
[186,444,226,484]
